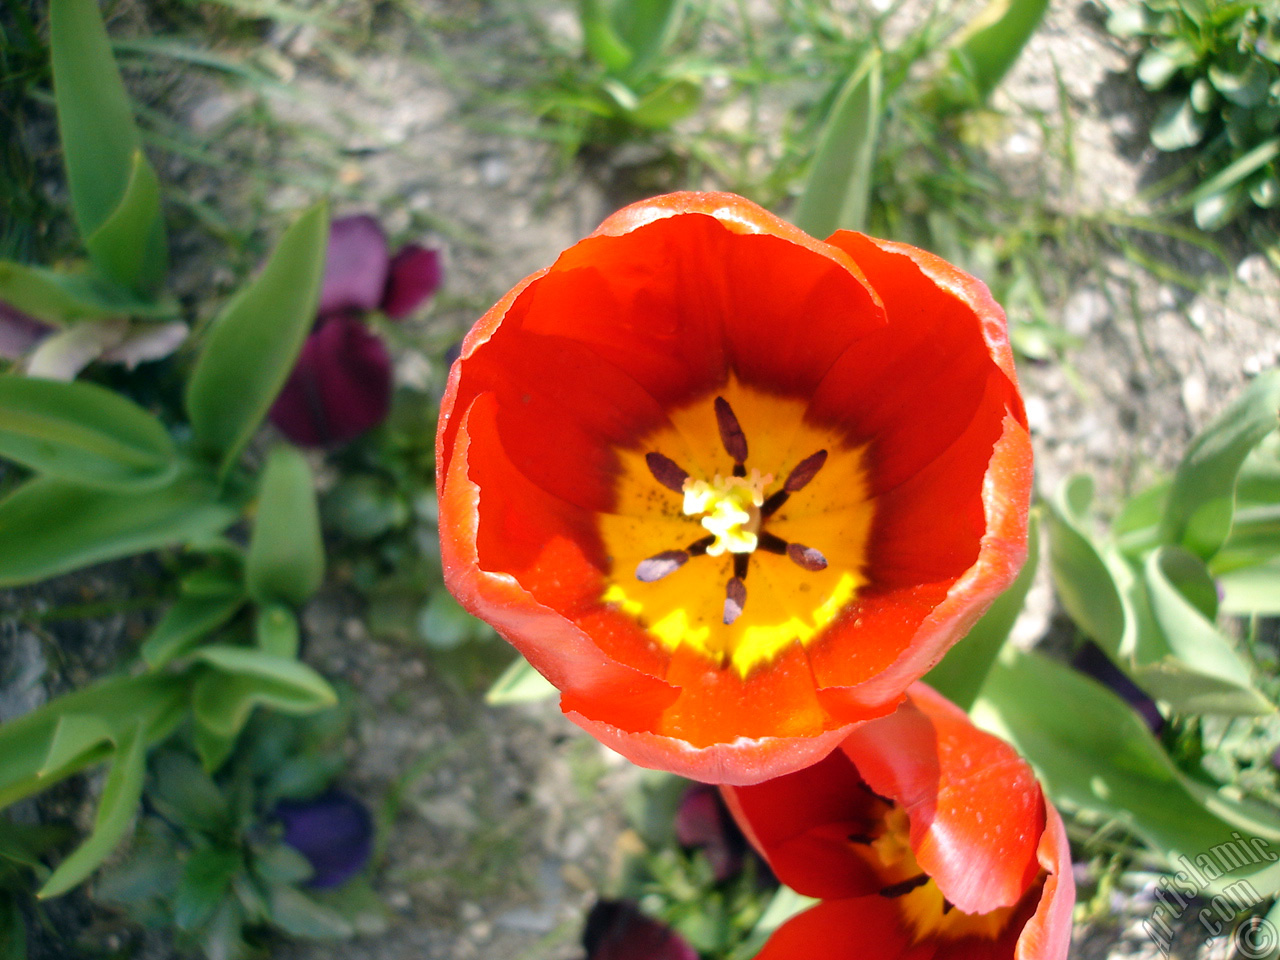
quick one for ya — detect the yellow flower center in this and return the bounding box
[599,379,876,676]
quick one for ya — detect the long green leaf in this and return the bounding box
[579,0,633,73]
[50,0,142,242]
[0,473,238,588]
[39,722,147,898]
[245,446,324,606]
[973,649,1280,895]
[485,654,558,706]
[925,513,1039,711]
[184,201,328,476]
[792,48,882,239]
[1161,369,1280,558]
[0,375,177,489]
[944,0,1051,108]
[194,646,335,703]
[1044,474,1127,650]
[83,149,168,296]
[192,666,335,739]
[0,260,176,325]
[141,593,247,669]
[612,0,686,76]
[0,674,185,810]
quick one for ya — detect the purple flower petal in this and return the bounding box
[381,245,442,320]
[1072,641,1164,733]
[269,314,393,447]
[0,301,56,360]
[583,901,698,960]
[275,789,374,889]
[675,782,745,883]
[319,215,391,316]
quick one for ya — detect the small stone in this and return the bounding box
[1181,375,1207,418]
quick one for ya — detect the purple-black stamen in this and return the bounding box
[733,553,749,581]
[785,449,828,492]
[646,452,689,493]
[686,534,716,556]
[787,543,828,571]
[636,550,690,582]
[714,396,748,465]
[723,577,747,625]
[757,531,788,554]
[760,489,789,518]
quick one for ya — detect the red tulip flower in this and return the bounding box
[437,192,1031,784]
[721,684,1074,960]
[270,215,442,447]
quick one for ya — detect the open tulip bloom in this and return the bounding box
[437,192,1032,784]
[721,684,1074,960]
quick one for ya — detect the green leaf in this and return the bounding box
[0,473,238,588]
[252,844,312,886]
[0,674,185,810]
[1136,38,1197,90]
[1150,94,1207,151]
[148,750,231,835]
[141,593,247,669]
[185,201,328,476]
[1218,559,1280,615]
[0,260,177,325]
[174,848,241,932]
[579,0,633,73]
[0,894,25,960]
[82,149,168,297]
[926,513,1040,711]
[193,722,238,776]
[1131,546,1274,716]
[38,714,114,779]
[626,76,701,128]
[245,446,324,606]
[1180,138,1280,214]
[1194,183,1249,231]
[611,0,686,75]
[1044,474,1126,649]
[268,886,353,938]
[485,654,558,705]
[0,375,177,490]
[50,0,142,242]
[973,648,1280,893]
[1160,369,1280,558]
[39,722,147,898]
[417,590,489,650]
[1209,59,1271,108]
[192,648,336,737]
[254,604,299,658]
[945,0,1051,106]
[792,48,882,238]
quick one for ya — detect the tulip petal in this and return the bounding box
[381,244,442,320]
[754,897,932,960]
[269,315,392,447]
[840,686,1044,914]
[319,214,390,316]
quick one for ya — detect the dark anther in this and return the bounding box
[879,874,930,898]
[757,531,788,555]
[723,577,747,625]
[942,899,955,915]
[847,833,874,845]
[714,396,749,465]
[646,452,689,493]
[733,553,749,581]
[636,550,690,582]
[686,535,716,557]
[787,543,828,571]
[760,489,789,518]
[785,450,828,492]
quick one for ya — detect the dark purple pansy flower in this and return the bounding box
[275,789,374,889]
[270,314,393,447]
[1072,641,1164,733]
[674,782,746,883]
[583,900,698,960]
[270,214,442,448]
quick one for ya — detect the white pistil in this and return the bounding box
[681,469,774,556]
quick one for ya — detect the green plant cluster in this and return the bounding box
[96,702,381,960]
[0,1,355,953]
[1109,0,1280,229]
